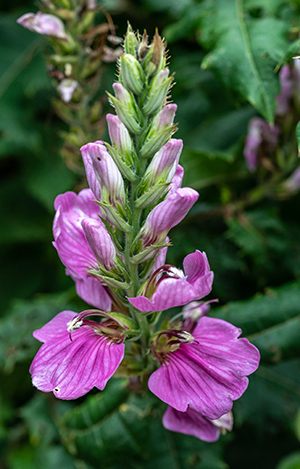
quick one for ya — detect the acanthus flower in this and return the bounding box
[17,12,68,40]
[128,250,213,312]
[148,315,260,419]
[53,189,112,310]
[30,310,125,399]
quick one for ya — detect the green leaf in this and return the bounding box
[213,279,300,362]
[277,452,300,469]
[198,0,289,122]
[59,380,228,468]
[0,292,78,373]
[181,147,244,190]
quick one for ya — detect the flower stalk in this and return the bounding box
[29,25,260,443]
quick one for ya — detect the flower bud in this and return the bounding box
[140,104,177,158]
[81,141,126,207]
[57,79,78,102]
[108,83,142,134]
[81,219,116,271]
[120,54,144,95]
[142,69,172,116]
[124,25,138,56]
[107,114,133,156]
[143,139,182,186]
[17,12,67,39]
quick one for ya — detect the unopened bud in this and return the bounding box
[120,54,144,95]
[142,69,172,115]
[108,83,142,134]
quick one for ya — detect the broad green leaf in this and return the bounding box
[181,147,244,190]
[0,292,77,373]
[59,380,228,468]
[214,279,300,336]
[214,279,300,362]
[198,0,289,122]
[277,452,300,469]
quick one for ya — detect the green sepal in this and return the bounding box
[103,311,137,331]
[97,201,132,232]
[134,182,169,209]
[120,54,145,96]
[97,215,123,252]
[124,24,138,56]
[105,143,137,182]
[142,75,173,116]
[140,124,177,159]
[89,269,131,290]
[130,241,171,264]
[107,93,142,135]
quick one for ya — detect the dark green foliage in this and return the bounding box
[2,0,300,468]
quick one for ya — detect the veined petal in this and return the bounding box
[128,250,213,312]
[148,316,260,419]
[140,187,199,246]
[82,218,116,270]
[162,406,221,442]
[169,165,184,195]
[53,190,100,279]
[30,311,124,400]
[75,276,111,311]
[81,141,126,205]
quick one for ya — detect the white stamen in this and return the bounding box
[67,317,83,333]
[177,331,194,343]
[54,387,60,392]
[168,267,187,279]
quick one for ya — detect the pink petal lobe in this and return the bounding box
[148,316,260,419]
[163,406,220,442]
[30,311,124,399]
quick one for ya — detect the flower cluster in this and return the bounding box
[30,27,260,442]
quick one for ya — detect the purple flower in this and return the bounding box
[30,310,125,399]
[81,141,126,206]
[53,189,111,310]
[276,65,293,116]
[148,316,260,419]
[107,114,132,155]
[244,117,280,171]
[143,139,183,186]
[139,187,199,248]
[128,250,213,312]
[17,12,67,39]
[57,79,78,103]
[163,407,233,442]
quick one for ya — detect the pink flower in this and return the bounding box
[30,311,125,399]
[53,189,111,310]
[81,141,126,206]
[128,250,213,312]
[139,187,199,247]
[163,407,233,442]
[17,12,67,39]
[244,117,280,171]
[148,316,260,419]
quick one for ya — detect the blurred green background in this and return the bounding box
[1,0,300,467]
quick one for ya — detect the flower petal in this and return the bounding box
[162,406,220,442]
[128,251,213,312]
[30,311,124,399]
[148,316,260,419]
